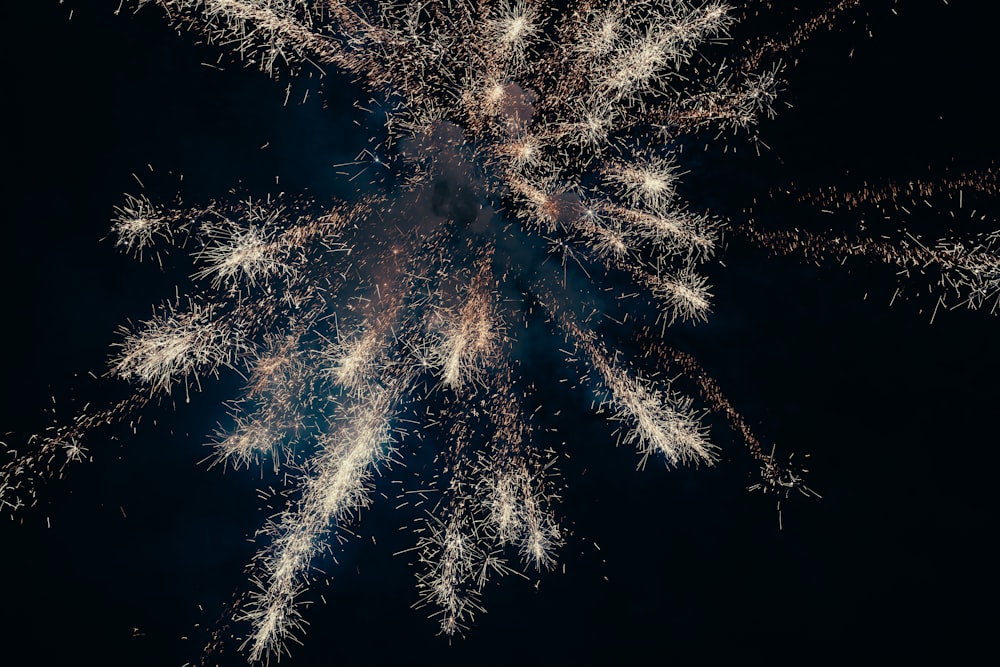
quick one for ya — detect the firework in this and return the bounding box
[5,1,996,664]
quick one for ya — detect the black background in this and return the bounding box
[3,2,998,665]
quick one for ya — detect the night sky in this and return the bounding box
[3,2,998,665]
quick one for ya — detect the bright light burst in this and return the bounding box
[3,1,997,664]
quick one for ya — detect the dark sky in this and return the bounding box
[3,2,998,665]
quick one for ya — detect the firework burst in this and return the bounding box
[4,1,997,664]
